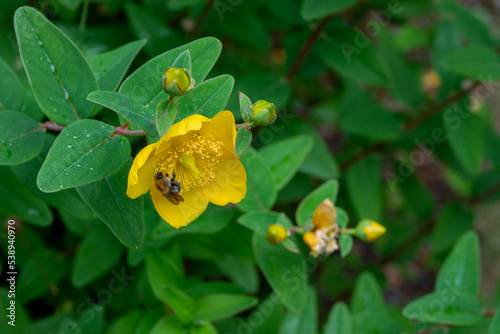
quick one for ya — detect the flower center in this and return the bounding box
[156,133,223,193]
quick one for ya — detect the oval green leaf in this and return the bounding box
[296,179,339,226]
[196,294,258,321]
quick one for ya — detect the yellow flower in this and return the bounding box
[126,110,247,228]
[355,219,386,242]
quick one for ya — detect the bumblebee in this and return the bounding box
[154,171,184,205]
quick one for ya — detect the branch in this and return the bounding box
[190,0,214,38]
[286,15,333,82]
[41,121,65,132]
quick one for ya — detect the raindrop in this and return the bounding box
[77,164,81,168]
[28,208,39,216]
[38,40,43,46]
[59,185,63,189]
[73,136,77,139]
[90,167,94,171]
[67,145,72,149]
[50,64,55,72]
[86,134,91,138]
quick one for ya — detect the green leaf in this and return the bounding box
[301,0,358,20]
[278,287,318,334]
[436,231,480,296]
[0,56,22,110]
[432,203,473,254]
[339,82,402,141]
[37,119,131,192]
[352,311,403,334]
[239,91,252,122]
[150,315,188,334]
[253,231,307,312]
[176,75,234,121]
[248,294,285,334]
[215,255,259,293]
[76,161,144,249]
[14,6,98,124]
[71,227,123,287]
[88,39,146,92]
[171,49,192,77]
[0,110,44,165]
[196,294,258,321]
[324,302,353,334]
[346,156,383,221]
[235,127,252,157]
[87,90,158,137]
[351,272,387,314]
[489,305,500,334]
[259,135,314,190]
[238,211,281,233]
[119,37,222,115]
[296,179,339,226]
[317,33,388,86]
[190,322,217,334]
[237,148,277,212]
[17,249,68,303]
[336,207,349,228]
[161,285,197,324]
[156,99,178,136]
[339,234,353,258]
[443,104,484,176]
[403,292,483,326]
[108,311,167,334]
[442,46,500,81]
[0,167,53,227]
[145,248,184,291]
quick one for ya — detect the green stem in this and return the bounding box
[235,122,253,129]
[342,228,356,235]
[79,0,90,33]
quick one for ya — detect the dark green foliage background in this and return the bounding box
[1,0,500,333]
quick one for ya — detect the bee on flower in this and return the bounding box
[126,110,247,228]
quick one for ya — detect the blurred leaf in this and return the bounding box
[167,0,205,10]
[351,272,387,314]
[253,231,307,312]
[435,231,480,296]
[0,167,53,226]
[443,101,484,176]
[432,203,473,254]
[0,56,22,110]
[237,148,277,212]
[87,91,157,137]
[176,75,234,121]
[161,285,197,324]
[352,311,404,334]
[119,37,222,118]
[301,0,358,20]
[296,179,338,226]
[339,82,402,141]
[238,211,281,233]
[249,294,285,334]
[71,227,123,287]
[0,110,44,165]
[14,6,98,124]
[324,302,353,334]
[346,156,383,221]
[403,292,482,325]
[278,287,318,334]
[336,207,349,228]
[235,127,252,157]
[77,161,145,249]
[339,234,353,258]
[259,135,314,190]
[442,46,500,81]
[108,311,166,334]
[37,119,131,192]
[394,25,429,52]
[145,248,184,291]
[490,305,500,334]
[18,249,68,303]
[399,174,434,220]
[150,315,187,334]
[88,39,146,92]
[215,255,259,293]
[196,294,258,321]
[190,322,218,334]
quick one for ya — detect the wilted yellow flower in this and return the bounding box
[126,111,246,228]
[421,69,441,95]
[312,199,337,229]
[266,224,288,244]
[162,67,193,97]
[303,231,319,249]
[355,219,386,242]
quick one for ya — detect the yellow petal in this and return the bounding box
[155,114,210,155]
[150,182,208,229]
[198,157,246,206]
[201,110,237,157]
[127,143,160,199]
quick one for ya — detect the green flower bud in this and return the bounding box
[266,224,288,244]
[354,219,386,242]
[252,100,276,126]
[162,67,194,97]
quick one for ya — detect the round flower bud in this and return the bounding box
[312,199,336,229]
[162,67,193,97]
[266,224,287,244]
[303,231,319,249]
[355,219,386,242]
[252,100,276,126]
[421,69,442,94]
